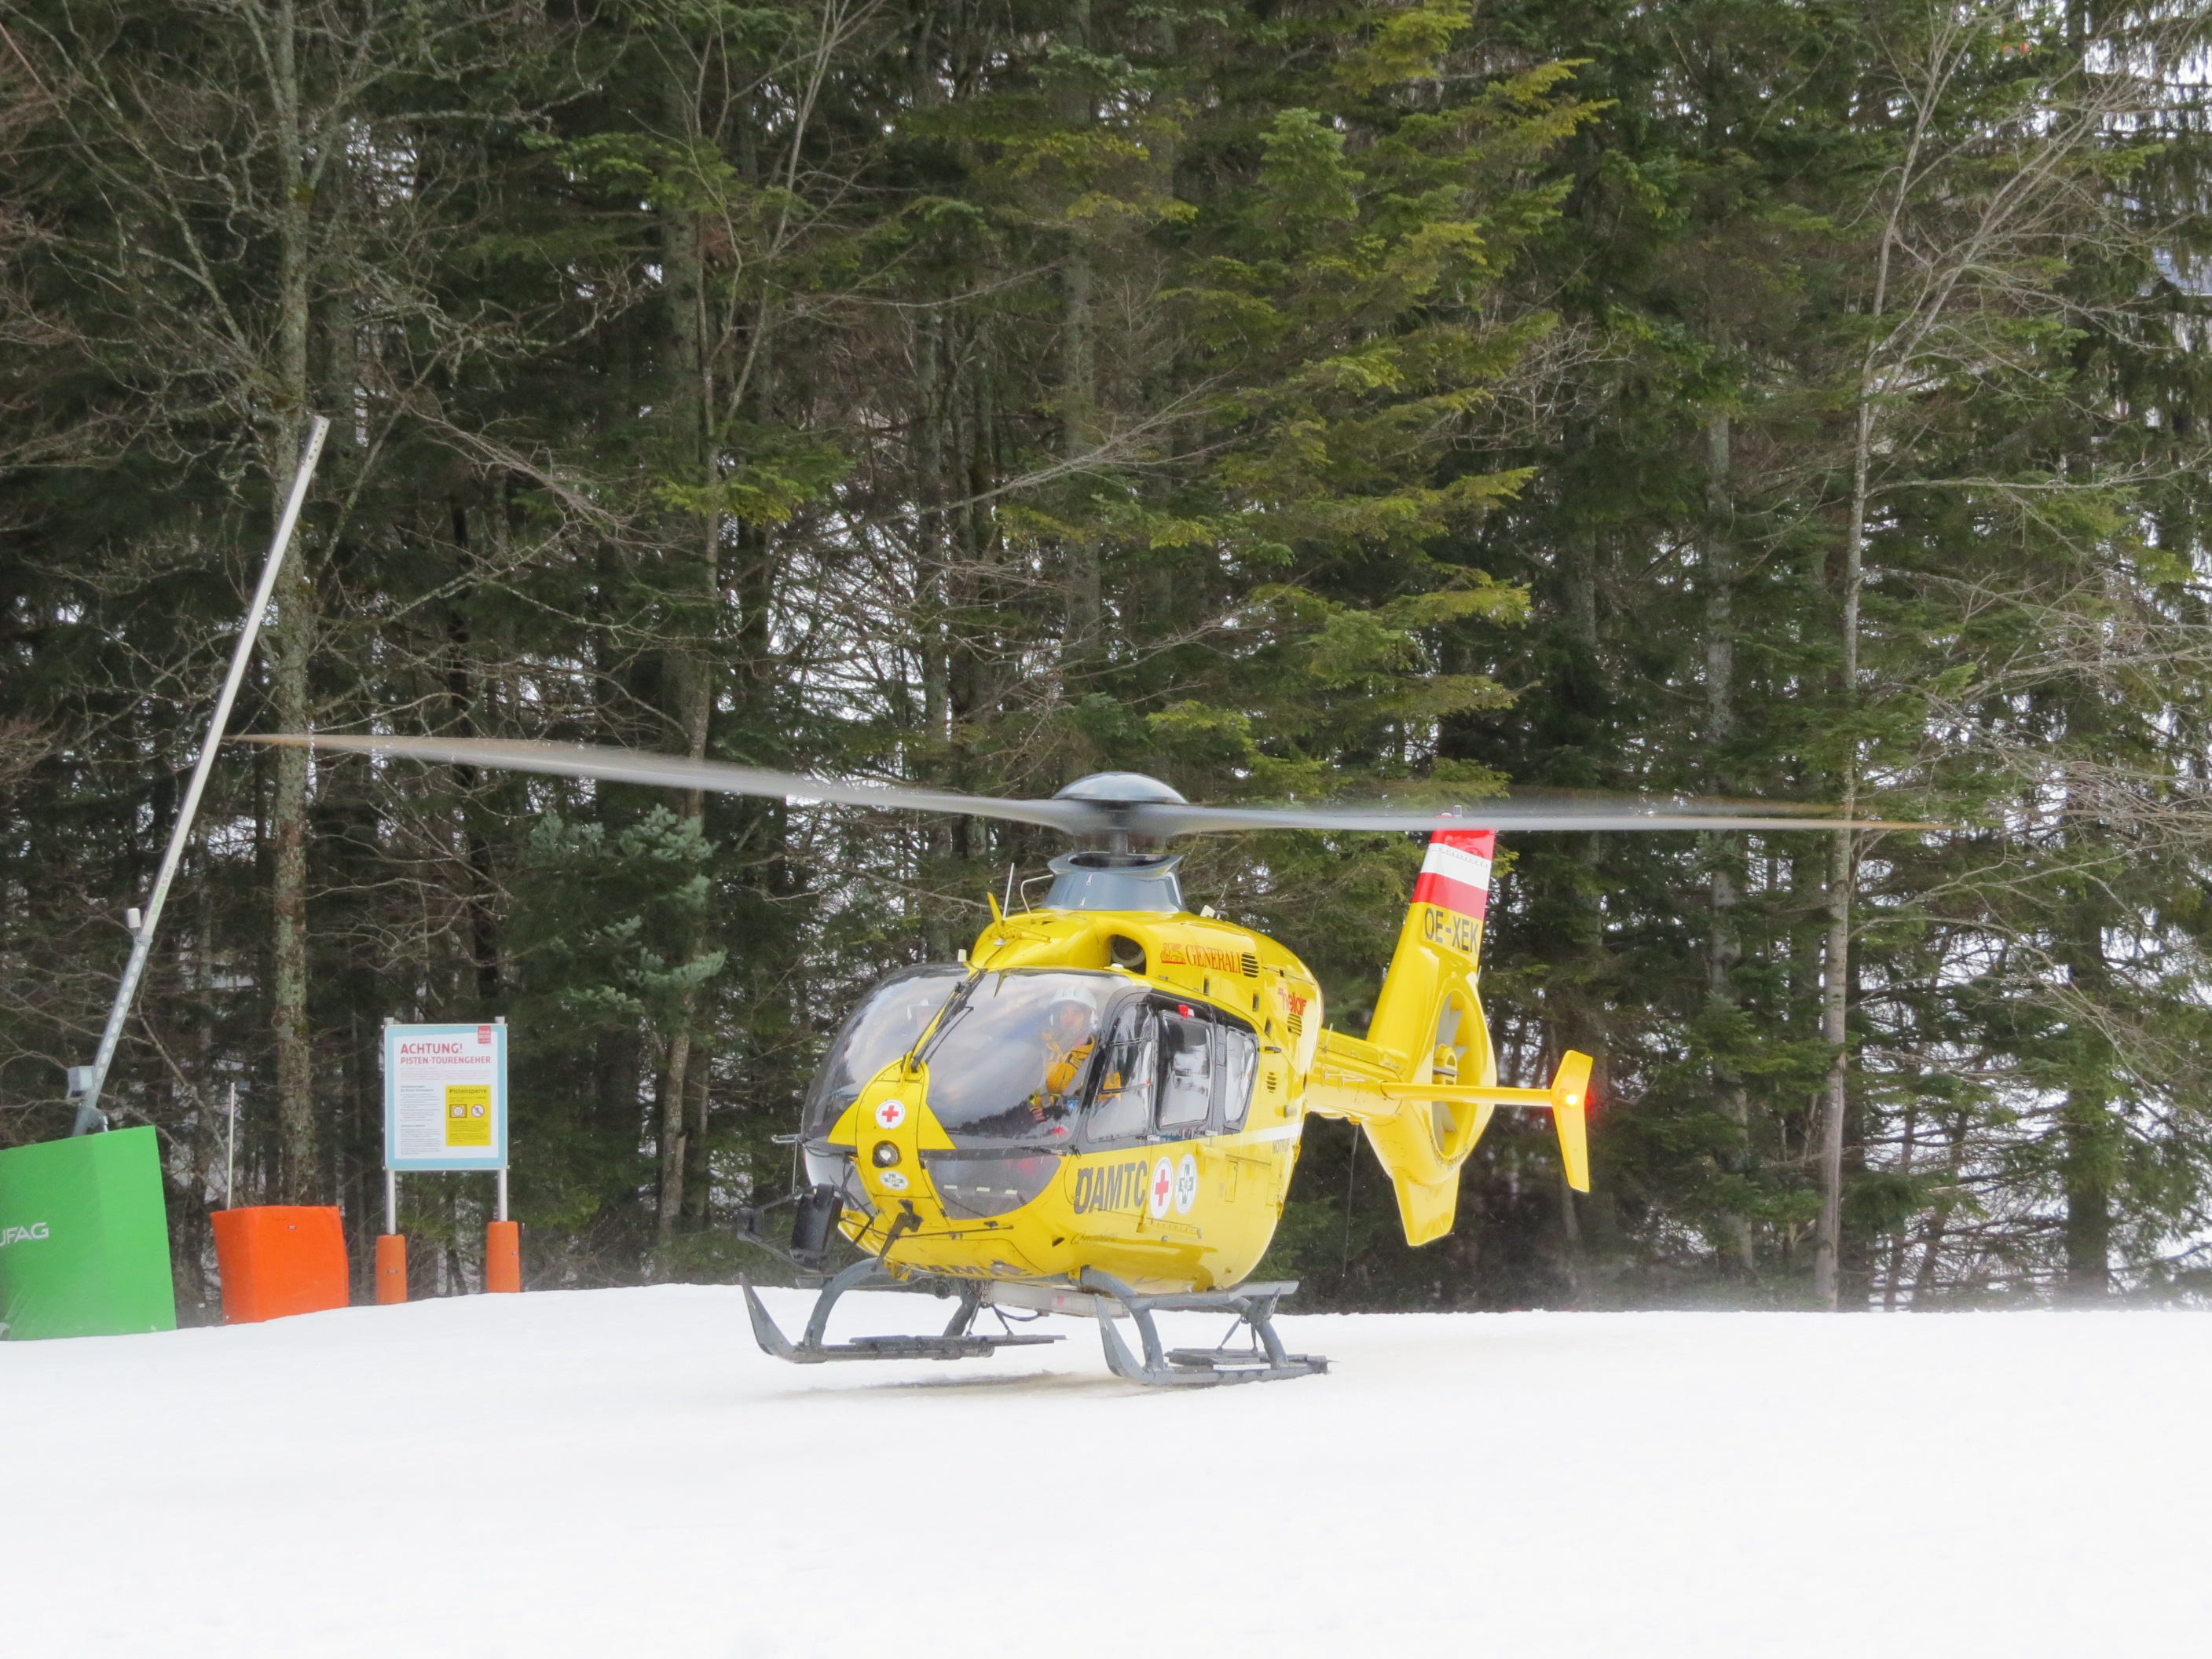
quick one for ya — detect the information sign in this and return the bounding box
[383,1022,508,1172]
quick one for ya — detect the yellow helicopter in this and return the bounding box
[255,734,1882,1386]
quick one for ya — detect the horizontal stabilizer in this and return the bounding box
[1369,1049,1591,1191]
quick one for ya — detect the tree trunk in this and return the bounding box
[1812,834,1854,1308]
[1060,254,1101,662]
[268,0,317,1203]
[654,48,721,1246]
[1909,1109,1972,1305]
[683,1041,713,1225]
[2058,903,2115,1299]
[1558,517,1609,1270]
[1812,281,1880,1307]
[1881,1095,1918,1309]
[914,310,958,958]
[1702,406,1754,1273]
[1056,0,1100,670]
[657,1027,694,1243]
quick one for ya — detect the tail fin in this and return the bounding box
[1353,830,1597,1242]
[1368,826,1496,1082]
[1361,830,1500,1245]
[1307,827,1597,1244]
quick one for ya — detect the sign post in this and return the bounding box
[380,1019,516,1298]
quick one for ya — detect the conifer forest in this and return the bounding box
[2,0,2209,1315]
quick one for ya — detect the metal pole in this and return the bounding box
[224,1082,238,1210]
[380,1016,395,1233]
[495,1014,508,1221]
[71,416,331,1133]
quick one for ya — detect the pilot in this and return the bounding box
[1029,998,1097,1122]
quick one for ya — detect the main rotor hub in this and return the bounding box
[1053,771,1188,855]
[1052,772,1188,806]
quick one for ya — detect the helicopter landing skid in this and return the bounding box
[1078,1269,1328,1387]
[742,1261,1063,1365]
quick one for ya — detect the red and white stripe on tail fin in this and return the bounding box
[1408,826,1495,962]
[1412,827,1495,917]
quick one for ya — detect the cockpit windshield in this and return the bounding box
[919,970,1129,1148]
[800,963,965,1141]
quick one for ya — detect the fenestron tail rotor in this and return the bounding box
[235,734,1927,837]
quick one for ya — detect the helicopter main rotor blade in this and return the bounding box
[236,734,1104,833]
[1113,800,1926,836]
[239,734,1927,837]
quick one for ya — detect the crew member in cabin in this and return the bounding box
[1028,998,1099,1123]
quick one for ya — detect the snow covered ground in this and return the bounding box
[5,1285,2207,1657]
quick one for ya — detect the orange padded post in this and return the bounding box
[485,1220,521,1293]
[211,1206,350,1324]
[375,1233,408,1304]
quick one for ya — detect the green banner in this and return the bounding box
[0,1126,177,1340]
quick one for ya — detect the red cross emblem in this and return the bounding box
[875,1099,906,1130]
[1147,1154,1176,1218]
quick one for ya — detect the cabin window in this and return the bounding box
[1157,1009,1214,1130]
[1084,1006,1157,1144]
[1218,1025,1258,1131]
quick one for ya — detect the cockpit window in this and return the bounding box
[919,970,1128,1147]
[808,967,1265,1154]
[800,963,965,1141]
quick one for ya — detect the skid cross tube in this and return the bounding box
[742,1265,1061,1365]
[1077,1270,1328,1386]
[742,1267,1327,1382]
